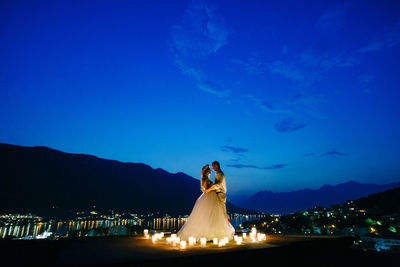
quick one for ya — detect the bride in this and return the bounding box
[177,164,235,241]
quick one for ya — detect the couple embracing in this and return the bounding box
[177,161,235,241]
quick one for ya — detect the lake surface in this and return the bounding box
[0,214,265,239]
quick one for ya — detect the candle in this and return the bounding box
[160,232,164,238]
[250,229,256,240]
[166,237,171,244]
[152,235,157,243]
[180,240,187,249]
[213,238,218,245]
[200,237,206,247]
[144,229,148,236]
[188,237,196,246]
[257,233,263,241]
[171,234,179,246]
[234,235,238,241]
[261,233,266,240]
[236,236,242,245]
[218,240,224,247]
[242,233,246,238]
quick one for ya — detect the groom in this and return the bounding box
[205,161,229,222]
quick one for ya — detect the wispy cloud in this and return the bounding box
[227,163,288,170]
[264,164,287,170]
[232,47,350,121]
[358,74,374,94]
[359,74,374,84]
[169,0,230,97]
[358,20,400,53]
[220,145,248,154]
[197,80,230,97]
[359,31,400,53]
[265,47,357,91]
[320,150,346,156]
[274,117,306,133]
[267,60,305,82]
[305,150,346,157]
[247,94,292,115]
[315,1,352,32]
[231,56,266,75]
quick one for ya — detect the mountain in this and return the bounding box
[355,187,400,215]
[240,180,400,214]
[0,142,253,217]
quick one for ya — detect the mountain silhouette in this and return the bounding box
[0,142,253,217]
[240,180,400,214]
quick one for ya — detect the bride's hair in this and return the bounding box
[202,164,211,177]
[201,165,213,190]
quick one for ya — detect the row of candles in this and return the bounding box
[143,227,266,249]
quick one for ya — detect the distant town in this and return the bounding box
[1,191,399,253]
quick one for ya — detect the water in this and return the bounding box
[0,218,143,239]
[0,214,265,239]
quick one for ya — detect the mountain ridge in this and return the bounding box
[240,180,400,214]
[0,142,254,217]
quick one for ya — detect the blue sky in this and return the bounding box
[1,0,400,196]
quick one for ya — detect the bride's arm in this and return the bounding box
[201,178,208,193]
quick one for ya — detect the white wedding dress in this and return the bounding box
[177,177,235,241]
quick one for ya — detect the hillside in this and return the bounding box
[241,180,400,214]
[0,142,253,217]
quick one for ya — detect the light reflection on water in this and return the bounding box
[0,214,264,239]
[0,219,143,239]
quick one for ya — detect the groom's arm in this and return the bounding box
[205,173,224,193]
[206,183,220,192]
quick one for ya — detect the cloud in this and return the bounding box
[197,80,230,97]
[263,164,287,170]
[358,74,375,84]
[169,0,228,59]
[232,46,354,120]
[358,74,374,94]
[265,47,357,90]
[227,163,288,170]
[267,60,305,82]
[358,22,400,53]
[231,56,266,75]
[247,94,292,115]
[315,1,352,32]
[359,42,386,53]
[274,117,306,133]
[305,150,346,157]
[220,146,248,154]
[169,0,230,97]
[320,150,346,156]
[227,164,259,169]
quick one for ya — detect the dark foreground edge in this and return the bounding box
[0,235,399,266]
